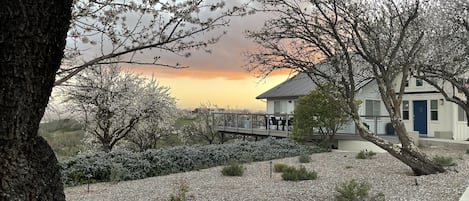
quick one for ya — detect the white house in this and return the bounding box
[257,72,469,140]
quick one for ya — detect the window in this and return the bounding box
[402,101,409,120]
[404,79,409,87]
[416,79,423,86]
[430,100,438,121]
[274,100,286,114]
[365,100,381,119]
[458,107,467,122]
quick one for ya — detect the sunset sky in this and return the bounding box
[121,8,292,112]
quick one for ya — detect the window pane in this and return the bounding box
[373,100,381,116]
[403,111,409,120]
[274,101,281,114]
[458,107,467,122]
[365,100,373,119]
[431,111,438,121]
[403,101,409,110]
[430,100,438,110]
[416,79,423,86]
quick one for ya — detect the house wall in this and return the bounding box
[400,93,452,137]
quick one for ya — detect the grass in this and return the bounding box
[281,166,317,181]
[39,119,85,160]
[432,155,457,167]
[274,163,289,172]
[221,164,244,176]
[298,154,311,163]
[356,150,376,159]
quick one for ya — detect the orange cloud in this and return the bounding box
[122,65,292,80]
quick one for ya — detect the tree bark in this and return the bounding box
[0,0,72,200]
[354,119,446,176]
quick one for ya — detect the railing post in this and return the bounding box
[223,113,226,131]
[251,114,254,135]
[374,116,378,134]
[236,113,239,133]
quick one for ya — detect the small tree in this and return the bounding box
[291,84,349,146]
[181,103,219,144]
[66,64,176,152]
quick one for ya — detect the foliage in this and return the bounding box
[66,64,176,152]
[39,120,86,160]
[109,163,129,183]
[298,154,311,163]
[281,166,318,181]
[273,163,289,173]
[221,164,244,176]
[356,150,377,160]
[61,138,324,186]
[335,180,385,201]
[291,84,349,145]
[57,0,248,85]
[169,179,195,201]
[432,156,457,167]
[180,103,220,145]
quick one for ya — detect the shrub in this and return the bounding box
[281,166,317,181]
[466,149,469,154]
[169,179,195,201]
[335,180,385,201]
[274,163,289,172]
[221,164,244,176]
[356,150,376,159]
[433,155,457,166]
[61,138,325,186]
[109,163,129,183]
[298,154,311,163]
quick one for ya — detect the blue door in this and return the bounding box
[413,100,427,135]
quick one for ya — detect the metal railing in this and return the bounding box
[212,112,393,136]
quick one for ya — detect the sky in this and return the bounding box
[118,4,292,112]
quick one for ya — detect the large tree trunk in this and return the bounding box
[354,119,446,176]
[0,1,72,200]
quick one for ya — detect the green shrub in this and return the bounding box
[221,164,244,176]
[465,149,469,154]
[298,154,311,163]
[274,163,289,172]
[61,138,325,186]
[281,166,317,181]
[335,180,385,201]
[433,155,457,166]
[109,163,129,183]
[169,179,195,201]
[356,150,376,159]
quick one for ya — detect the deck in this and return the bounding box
[212,112,394,141]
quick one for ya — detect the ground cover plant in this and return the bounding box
[335,180,385,201]
[281,166,318,181]
[273,163,289,172]
[432,155,457,167]
[221,164,244,176]
[61,138,326,186]
[356,150,377,159]
[298,154,311,163]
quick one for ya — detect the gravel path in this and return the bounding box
[65,147,469,201]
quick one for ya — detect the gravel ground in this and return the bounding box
[65,147,469,201]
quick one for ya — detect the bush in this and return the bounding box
[169,179,195,201]
[433,155,457,166]
[466,149,469,154]
[61,138,326,186]
[274,163,289,172]
[356,150,376,159]
[109,163,129,183]
[281,166,317,181]
[221,164,244,176]
[298,154,311,163]
[335,180,385,201]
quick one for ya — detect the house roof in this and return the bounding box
[256,73,315,99]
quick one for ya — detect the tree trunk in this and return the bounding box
[354,119,446,176]
[0,1,72,200]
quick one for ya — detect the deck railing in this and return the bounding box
[212,112,393,137]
